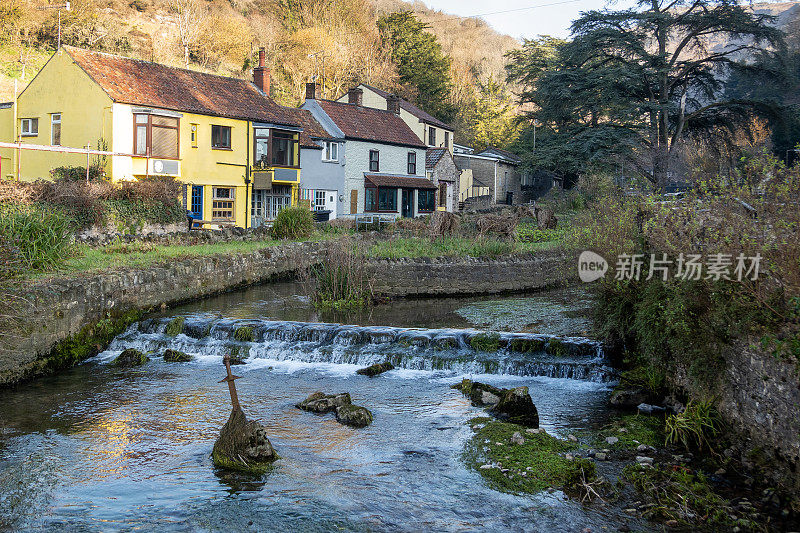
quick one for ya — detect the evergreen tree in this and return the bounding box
[506,1,783,188]
[378,11,457,123]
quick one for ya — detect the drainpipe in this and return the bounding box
[493,161,497,204]
[245,121,250,229]
[13,79,18,180]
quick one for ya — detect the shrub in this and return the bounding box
[0,207,73,271]
[50,165,105,182]
[302,239,373,310]
[271,207,314,240]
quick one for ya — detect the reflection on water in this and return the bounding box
[0,284,639,532]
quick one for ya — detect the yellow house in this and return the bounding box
[0,46,326,228]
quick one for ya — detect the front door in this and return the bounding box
[190,185,203,220]
[401,189,413,218]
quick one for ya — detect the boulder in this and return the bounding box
[489,386,540,428]
[113,348,148,367]
[356,361,394,377]
[212,408,277,474]
[609,387,649,408]
[163,349,193,362]
[452,379,505,407]
[335,404,373,428]
[296,392,352,413]
[534,206,558,230]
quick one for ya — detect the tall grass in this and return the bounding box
[302,239,373,310]
[665,400,719,451]
[0,208,73,272]
[271,207,315,240]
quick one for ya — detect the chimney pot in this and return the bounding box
[258,48,265,68]
[253,49,270,96]
[347,87,363,106]
[305,82,317,101]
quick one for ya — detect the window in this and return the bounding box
[418,189,435,212]
[190,124,198,148]
[212,125,231,149]
[407,152,416,175]
[369,150,379,172]
[271,130,297,166]
[21,118,38,137]
[323,141,338,162]
[212,187,235,221]
[439,182,447,207]
[51,113,61,146]
[444,131,450,150]
[378,188,397,211]
[365,188,376,212]
[133,113,179,158]
[254,128,269,166]
[428,127,436,147]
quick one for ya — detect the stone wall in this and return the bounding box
[368,251,572,297]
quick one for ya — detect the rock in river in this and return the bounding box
[113,348,148,367]
[356,361,394,377]
[296,392,352,413]
[488,386,540,428]
[335,404,373,427]
[212,408,277,474]
[163,349,193,362]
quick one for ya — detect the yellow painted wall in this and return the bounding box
[0,49,114,182]
[0,106,13,180]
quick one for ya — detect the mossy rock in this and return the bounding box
[212,408,277,474]
[546,338,569,357]
[356,361,394,377]
[469,333,503,352]
[296,392,352,413]
[163,349,193,362]
[228,345,250,364]
[113,348,149,367]
[509,338,546,353]
[164,317,185,336]
[464,420,593,495]
[335,404,373,427]
[234,326,254,342]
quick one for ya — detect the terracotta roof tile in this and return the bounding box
[63,46,325,147]
[360,84,453,130]
[365,174,436,189]
[316,100,426,148]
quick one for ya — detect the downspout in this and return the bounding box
[13,79,18,180]
[493,161,498,204]
[245,121,250,229]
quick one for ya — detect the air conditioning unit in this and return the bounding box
[150,159,180,176]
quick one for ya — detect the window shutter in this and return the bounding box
[152,126,178,158]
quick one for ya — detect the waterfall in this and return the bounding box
[104,316,616,382]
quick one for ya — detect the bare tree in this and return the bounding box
[167,0,206,68]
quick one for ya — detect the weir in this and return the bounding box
[105,316,616,382]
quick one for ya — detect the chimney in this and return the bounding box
[347,87,363,106]
[253,48,271,96]
[387,94,401,115]
[305,82,317,101]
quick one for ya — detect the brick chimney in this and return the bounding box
[387,94,401,115]
[253,48,271,96]
[347,87,363,106]
[305,82,317,101]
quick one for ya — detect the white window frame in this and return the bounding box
[314,190,326,210]
[51,113,62,146]
[21,118,38,137]
[322,141,338,162]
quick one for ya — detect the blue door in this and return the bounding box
[190,185,203,220]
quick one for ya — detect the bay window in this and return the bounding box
[365,187,398,212]
[271,131,296,166]
[418,189,435,212]
[133,113,179,158]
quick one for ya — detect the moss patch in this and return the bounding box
[546,338,569,357]
[164,317,185,336]
[509,338,546,353]
[463,419,594,494]
[583,414,666,449]
[233,326,254,342]
[44,310,143,372]
[469,333,502,352]
[163,349,193,362]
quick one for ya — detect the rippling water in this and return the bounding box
[0,284,640,532]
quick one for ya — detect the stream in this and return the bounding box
[0,284,642,532]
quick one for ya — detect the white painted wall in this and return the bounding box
[110,103,135,180]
